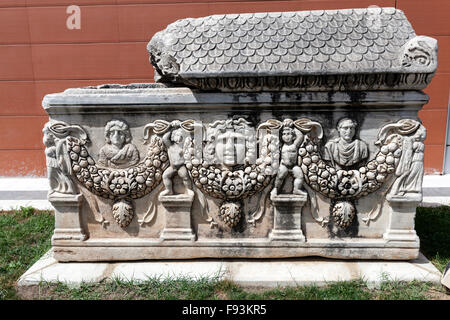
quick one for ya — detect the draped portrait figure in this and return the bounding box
[323,118,368,169]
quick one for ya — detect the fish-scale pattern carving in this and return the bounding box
[148,8,416,78]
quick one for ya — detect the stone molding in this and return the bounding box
[269,194,307,242]
[43,116,426,233]
[159,193,196,241]
[147,8,438,91]
[41,7,437,261]
[50,192,86,242]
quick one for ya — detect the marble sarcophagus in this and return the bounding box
[42,8,438,262]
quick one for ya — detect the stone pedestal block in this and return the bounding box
[159,193,196,241]
[383,194,421,242]
[269,194,306,242]
[49,192,86,242]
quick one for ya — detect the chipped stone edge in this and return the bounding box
[17,250,442,289]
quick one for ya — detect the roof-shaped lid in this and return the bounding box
[147,7,438,92]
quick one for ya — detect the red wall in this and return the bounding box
[0,0,448,176]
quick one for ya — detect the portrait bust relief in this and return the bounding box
[323,118,368,169]
[98,120,140,168]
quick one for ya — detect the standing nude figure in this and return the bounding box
[160,121,194,196]
[271,119,306,196]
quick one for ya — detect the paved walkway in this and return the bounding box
[0,175,449,210]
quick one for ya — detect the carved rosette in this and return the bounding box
[67,133,169,202]
[186,161,273,228]
[296,120,422,201]
[184,118,277,227]
[45,117,425,230]
[185,162,273,201]
[49,121,170,228]
[259,118,424,229]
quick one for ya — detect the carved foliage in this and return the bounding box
[112,198,134,228]
[46,118,426,230]
[294,119,422,200]
[260,118,423,229]
[332,201,356,229]
[51,120,170,228]
[219,202,242,228]
[185,118,276,227]
[68,134,168,201]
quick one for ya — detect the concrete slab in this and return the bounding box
[18,249,442,289]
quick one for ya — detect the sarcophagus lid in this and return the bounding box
[148,7,437,92]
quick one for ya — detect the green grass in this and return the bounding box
[38,275,224,300]
[416,206,450,272]
[0,206,54,300]
[31,277,438,300]
[0,205,449,300]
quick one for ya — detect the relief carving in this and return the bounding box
[43,121,87,195]
[257,119,323,197]
[272,119,306,197]
[260,118,424,229]
[185,118,274,227]
[385,121,426,198]
[98,120,140,168]
[332,201,356,229]
[401,36,438,71]
[47,120,169,227]
[203,118,256,168]
[144,120,195,196]
[323,118,368,169]
[47,117,426,231]
[148,9,438,91]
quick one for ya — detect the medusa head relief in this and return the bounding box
[203,119,257,169]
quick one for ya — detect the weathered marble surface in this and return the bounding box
[42,87,429,261]
[442,262,450,290]
[17,250,442,289]
[41,8,437,262]
[148,8,437,91]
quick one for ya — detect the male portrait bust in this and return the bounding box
[98,120,140,168]
[323,118,368,169]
